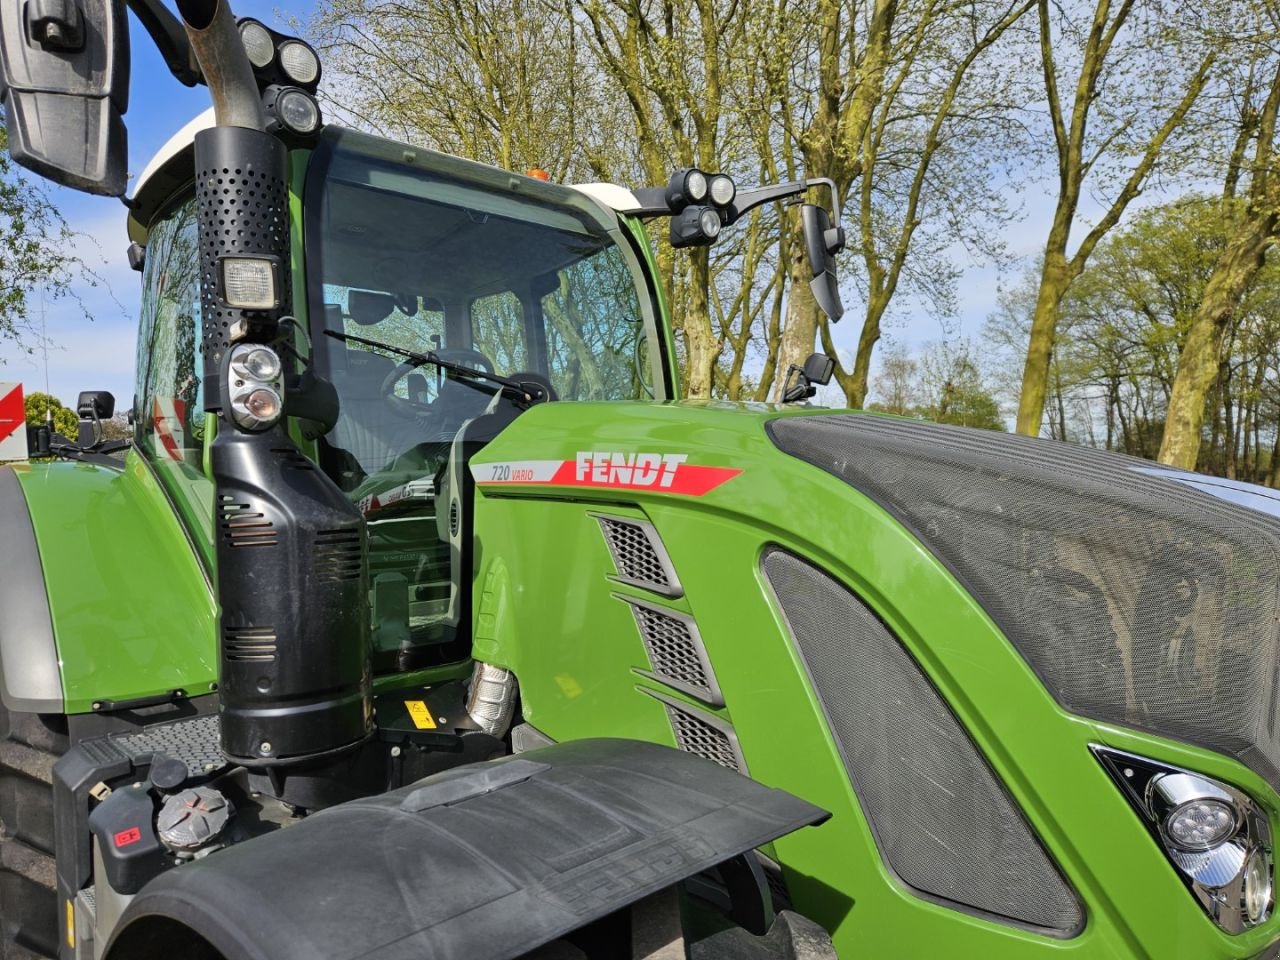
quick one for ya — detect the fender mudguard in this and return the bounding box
[0,458,216,715]
[106,739,829,960]
[0,465,64,712]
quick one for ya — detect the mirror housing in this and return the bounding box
[77,390,115,419]
[0,0,130,196]
[801,203,845,323]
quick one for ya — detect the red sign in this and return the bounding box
[473,453,742,497]
[113,827,142,849]
[0,384,23,444]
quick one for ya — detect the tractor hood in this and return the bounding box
[768,413,1280,790]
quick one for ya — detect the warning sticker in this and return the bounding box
[405,700,437,730]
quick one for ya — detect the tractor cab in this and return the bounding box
[129,116,675,674]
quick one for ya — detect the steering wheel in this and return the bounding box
[380,348,495,395]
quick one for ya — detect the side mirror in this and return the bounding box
[801,204,845,322]
[0,0,130,196]
[347,290,398,326]
[77,390,115,420]
[781,352,835,404]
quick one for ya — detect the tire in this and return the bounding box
[0,705,67,960]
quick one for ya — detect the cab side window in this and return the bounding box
[136,198,212,541]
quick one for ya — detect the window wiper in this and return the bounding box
[323,330,550,406]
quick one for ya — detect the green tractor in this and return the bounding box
[2,2,1279,959]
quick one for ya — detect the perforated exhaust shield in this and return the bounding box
[762,548,1082,931]
[769,414,1280,789]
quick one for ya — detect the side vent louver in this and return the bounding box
[223,626,277,663]
[315,529,363,584]
[593,514,682,597]
[762,547,1083,934]
[218,496,277,548]
[620,595,723,707]
[641,688,746,774]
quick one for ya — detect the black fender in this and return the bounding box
[106,739,829,960]
[0,466,63,713]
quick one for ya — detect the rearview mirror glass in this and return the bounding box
[801,203,845,323]
[0,0,130,196]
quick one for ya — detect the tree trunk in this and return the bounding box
[1158,213,1277,469]
[682,249,720,398]
[1016,250,1073,435]
[771,214,818,401]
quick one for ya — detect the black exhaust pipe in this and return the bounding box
[178,1,372,786]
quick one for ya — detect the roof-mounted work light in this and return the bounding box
[665,169,709,211]
[670,206,723,248]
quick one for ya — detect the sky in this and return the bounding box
[0,0,1069,411]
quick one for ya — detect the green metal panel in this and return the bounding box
[13,453,218,714]
[470,400,1280,959]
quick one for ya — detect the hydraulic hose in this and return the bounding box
[175,0,265,130]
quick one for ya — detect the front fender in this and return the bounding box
[0,454,216,714]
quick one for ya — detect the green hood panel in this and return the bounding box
[14,452,217,713]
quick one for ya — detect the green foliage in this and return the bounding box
[0,128,96,352]
[24,391,77,438]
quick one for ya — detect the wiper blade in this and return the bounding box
[323,330,548,406]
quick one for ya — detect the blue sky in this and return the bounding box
[0,0,1064,411]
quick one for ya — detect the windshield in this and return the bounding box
[303,130,662,669]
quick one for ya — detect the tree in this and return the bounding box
[1013,0,1216,436]
[24,391,76,439]
[0,128,98,352]
[1160,7,1280,470]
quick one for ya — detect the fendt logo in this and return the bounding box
[575,452,687,487]
[472,452,741,497]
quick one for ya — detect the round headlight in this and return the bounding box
[243,387,282,421]
[1245,848,1273,924]
[276,88,321,134]
[684,169,708,203]
[698,207,722,240]
[1165,799,1238,850]
[709,174,735,206]
[279,40,321,86]
[239,20,275,69]
[241,347,282,382]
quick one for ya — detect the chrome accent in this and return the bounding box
[465,662,517,738]
[639,686,746,774]
[618,594,724,707]
[1093,745,1274,933]
[592,513,683,598]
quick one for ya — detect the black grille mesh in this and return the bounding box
[595,516,679,595]
[769,414,1280,789]
[625,599,722,705]
[762,548,1081,931]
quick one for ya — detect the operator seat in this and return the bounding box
[325,349,436,480]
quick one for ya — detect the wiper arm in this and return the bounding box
[323,330,548,406]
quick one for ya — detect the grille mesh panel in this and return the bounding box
[595,515,682,596]
[626,599,722,705]
[769,414,1280,789]
[668,705,740,772]
[763,548,1082,931]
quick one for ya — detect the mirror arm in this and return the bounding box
[125,0,203,87]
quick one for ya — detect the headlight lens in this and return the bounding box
[1166,798,1237,850]
[236,347,282,382]
[709,174,735,206]
[1245,847,1273,925]
[239,20,274,68]
[276,88,321,135]
[684,169,708,203]
[698,207,722,239]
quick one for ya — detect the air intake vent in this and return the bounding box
[223,626,277,663]
[593,514,682,597]
[641,688,745,774]
[218,496,277,548]
[621,596,723,706]
[762,548,1082,934]
[314,529,363,584]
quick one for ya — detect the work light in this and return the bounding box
[238,19,274,68]
[219,256,280,311]
[264,86,322,136]
[709,174,735,207]
[664,168,709,211]
[1245,847,1273,924]
[279,40,321,86]
[1150,772,1239,851]
[669,205,722,248]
